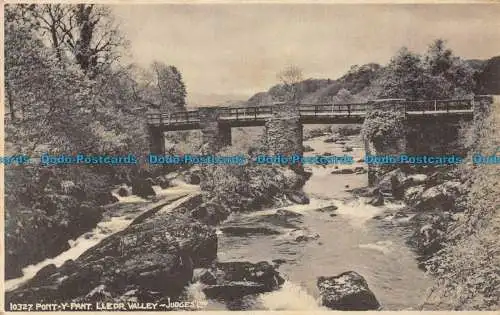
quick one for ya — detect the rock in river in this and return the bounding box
[285,190,310,205]
[317,271,381,310]
[5,198,217,304]
[202,261,285,301]
[131,177,156,198]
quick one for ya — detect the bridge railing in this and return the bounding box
[404,99,473,113]
[147,110,200,125]
[218,106,273,120]
[146,99,474,126]
[299,103,368,117]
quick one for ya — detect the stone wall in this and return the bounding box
[264,103,303,157]
[198,107,232,154]
[363,96,494,186]
[148,126,165,155]
[364,99,407,186]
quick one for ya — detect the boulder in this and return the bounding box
[131,178,156,198]
[190,201,230,225]
[414,181,465,211]
[117,186,131,197]
[404,185,426,206]
[6,208,217,304]
[378,168,407,199]
[289,228,320,242]
[317,271,380,310]
[184,171,201,185]
[193,268,217,285]
[342,146,353,152]
[220,226,281,236]
[156,176,170,189]
[203,261,284,301]
[367,193,384,206]
[331,168,355,175]
[408,213,447,257]
[316,205,338,212]
[303,145,314,152]
[96,191,119,206]
[285,190,310,205]
[401,174,428,188]
[275,209,303,219]
[354,166,366,174]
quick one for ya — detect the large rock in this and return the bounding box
[156,176,170,189]
[404,185,426,206]
[6,208,217,304]
[285,190,310,205]
[414,181,465,211]
[117,186,131,197]
[378,168,407,199]
[220,226,281,236]
[288,228,320,242]
[190,201,230,225]
[317,271,380,310]
[401,174,428,188]
[331,168,355,175]
[184,171,202,185]
[131,177,156,198]
[408,212,448,258]
[96,191,119,205]
[367,192,384,206]
[203,261,284,301]
[303,144,314,152]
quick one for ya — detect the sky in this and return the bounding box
[111,3,500,105]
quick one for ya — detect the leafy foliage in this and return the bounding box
[361,110,406,151]
[375,40,476,100]
[423,98,500,310]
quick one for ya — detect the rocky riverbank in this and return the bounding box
[349,166,467,267]
[5,161,311,309]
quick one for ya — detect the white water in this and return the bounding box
[5,181,199,292]
[5,216,133,292]
[214,133,432,310]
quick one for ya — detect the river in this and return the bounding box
[4,179,200,292]
[6,134,432,310]
[199,134,432,310]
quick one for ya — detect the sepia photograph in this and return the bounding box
[2,1,500,312]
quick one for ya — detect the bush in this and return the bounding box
[333,125,362,137]
[422,98,500,310]
[361,110,406,151]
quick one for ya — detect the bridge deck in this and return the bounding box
[147,99,474,130]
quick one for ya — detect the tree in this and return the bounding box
[276,65,304,103]
[376,47,426,100]
[22,4,127,77]
[375,40,476,100]
[333,88,355,103]
[423,39,475,99]
[137,61,187,112]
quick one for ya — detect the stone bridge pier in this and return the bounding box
[198,107,232,153]
[148,126,166,155]
[364,95,494,186]
[264,103,304,157]
[363,99,408,186]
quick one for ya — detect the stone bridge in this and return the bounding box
[147,96,493,160]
